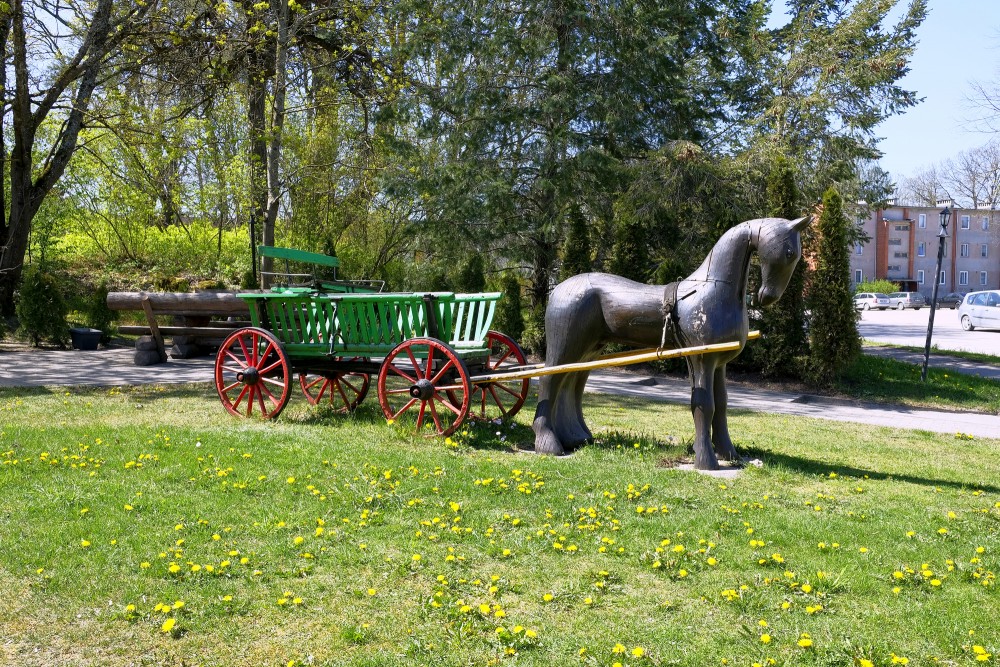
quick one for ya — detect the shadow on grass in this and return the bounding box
[742,446,1000,495]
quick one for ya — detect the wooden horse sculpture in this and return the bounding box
[532,216,809,469]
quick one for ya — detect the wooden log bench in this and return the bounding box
[107,291,252,365]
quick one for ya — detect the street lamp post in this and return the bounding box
[921,206,951,382]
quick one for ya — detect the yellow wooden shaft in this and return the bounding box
[472,331,759,384]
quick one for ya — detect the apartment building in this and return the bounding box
[850,204,1000,297]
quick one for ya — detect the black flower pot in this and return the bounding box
[69,327,103,351]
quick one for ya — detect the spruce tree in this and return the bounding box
[607,205,649,283]
[806,188,861,385]
[492,272,525,344]
[758,156,809,378]
[559,205,592,281]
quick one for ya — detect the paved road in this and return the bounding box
[1,344,998,440]
[858,306,1000,356]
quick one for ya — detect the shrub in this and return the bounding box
[806,188,861,386]
[492,272,525,344]
[559,205,592,281]
[15,266,70,347]
[854,278,899,295]
[83,279,116,344]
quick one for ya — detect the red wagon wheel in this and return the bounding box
[467,331,530,421]
[215,327,292,419]
[377,337,470,437]
[299,363,370,413]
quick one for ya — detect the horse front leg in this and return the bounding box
[711,364,739,462]
[687,357,720,470]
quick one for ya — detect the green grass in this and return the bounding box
[2,384,999,666]
[863,341,1000,369]
[836,354,1000,413]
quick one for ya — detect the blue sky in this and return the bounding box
[870,0,1000,180]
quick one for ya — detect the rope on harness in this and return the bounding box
[660,281,695,350]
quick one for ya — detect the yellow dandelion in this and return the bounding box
[161,618,176,633]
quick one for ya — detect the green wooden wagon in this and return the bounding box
[214,249,530,435]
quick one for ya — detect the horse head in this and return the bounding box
[753,216,809,307]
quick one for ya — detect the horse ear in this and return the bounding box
[790,216,810,231]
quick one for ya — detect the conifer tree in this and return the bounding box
[758,156,808,377]
[559,206,592,282]
[806,187,861,385]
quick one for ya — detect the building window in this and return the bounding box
[888,265,901,272]
[894,224,908,231]
[917,270,924,285]
[855,243,863,255]
[854,269,863,284]
[961,243,970,257]
[940,271,946,285]
[961,215,970,229]
[984,216,990,231]
[959,271,969,286]
[917,242,925,257]
[888,238,902,246]
[981,271,989,286]
[982,244,989,258]
[918,213,927,228]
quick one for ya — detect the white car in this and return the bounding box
[853,292,890,310]
[958,290,1000,331]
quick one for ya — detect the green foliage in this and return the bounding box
[755,156,808,379]
[492,272,525,344]
[854,279,900,295]
[806,188,861,386]
[521,305,547,357]
[453,253,487,293]
[15,266,70,347]
[82,280,115,344]
[607,204,649,283]
[559,206,592,281]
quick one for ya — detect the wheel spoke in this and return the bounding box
[260,376,288,388]
[415,400,427,429]
[493,382,524,399]
[435,393,464,417]
[390,398,418,420]
[492,347,514,368]
[249,333,260,365]
[388,363,417,384]
[334,380,351,407]
[221,380,243,394]
[428,398,444,432]
[236,336,251,365]
[487,385,509,415]
[224,350,248,368]
[430,359,455,385]
[259,357,285,375]
[405,347,422,378]
[231,384,251,409]
[424,346,435,379]
[244,386,256,416]
[341,377,362,397]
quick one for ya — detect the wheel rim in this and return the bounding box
[215,328,291,419]
[300,363,370,413]
[377,338,470,437]
[962,316,972,330]
[467,331,530,421]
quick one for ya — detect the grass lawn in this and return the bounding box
[1,384,998,666]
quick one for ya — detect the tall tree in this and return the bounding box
[744,0,928,205]
[807,187,860,385]
[756,155,808,378]
[0,0,157,311]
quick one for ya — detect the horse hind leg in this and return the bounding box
[555,370,593,452]
[532,373,567,455]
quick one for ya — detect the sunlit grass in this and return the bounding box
[1,384,997,666]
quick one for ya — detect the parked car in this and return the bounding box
[853,292,891,310]
[958,290,1000,331]
[935,292,965,309]
[887,291,926,310]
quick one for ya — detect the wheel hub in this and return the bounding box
[237,367,261,385]
[409,378,435,400]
